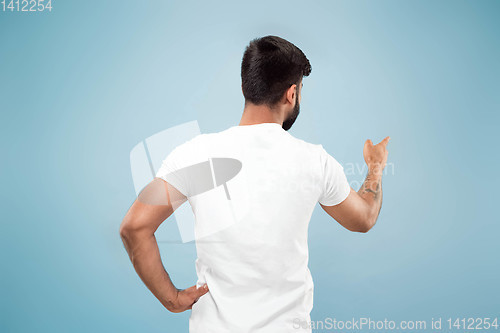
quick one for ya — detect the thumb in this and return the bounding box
[364,139,373,147]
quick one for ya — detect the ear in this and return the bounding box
[286,84,297,105]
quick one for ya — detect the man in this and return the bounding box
[120,35,390,332]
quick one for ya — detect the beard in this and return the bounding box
[282,95,300,131]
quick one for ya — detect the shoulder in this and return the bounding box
[168,132,223,165]
[183,127,238,149]
[285,133,326,157]
[289,137,344,170]
[165,134,205,164]
[173,133,210,151]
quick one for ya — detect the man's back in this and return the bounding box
[156,122,351,332]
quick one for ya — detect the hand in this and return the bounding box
[363,136,390,174]
[167,284,209,313]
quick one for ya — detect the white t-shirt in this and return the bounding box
[155,122,351,333]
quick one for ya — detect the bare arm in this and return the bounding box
[119,178,209,313]
[321,136,390,233]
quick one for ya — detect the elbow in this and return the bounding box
[119,217,140,241]
[119,221,128,239]
[360,218,377,234]
[119,216,153,241]
[119,220,132,241]
[355,216,377,233]
[357,224,372,233]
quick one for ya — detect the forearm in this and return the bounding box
[120,231,178,310]
[358,164,384,227]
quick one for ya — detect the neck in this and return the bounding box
[239,102,284,126]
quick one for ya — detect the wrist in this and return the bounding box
[163,288,180,311]
[367,162,385,175]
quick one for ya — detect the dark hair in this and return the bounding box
[241,35,312,108]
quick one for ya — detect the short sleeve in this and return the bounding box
[155,144,190,197]
[317,145,351,206]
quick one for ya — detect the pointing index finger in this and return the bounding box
[380,136,391,146]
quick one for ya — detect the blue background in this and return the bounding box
[1,0,499,331]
